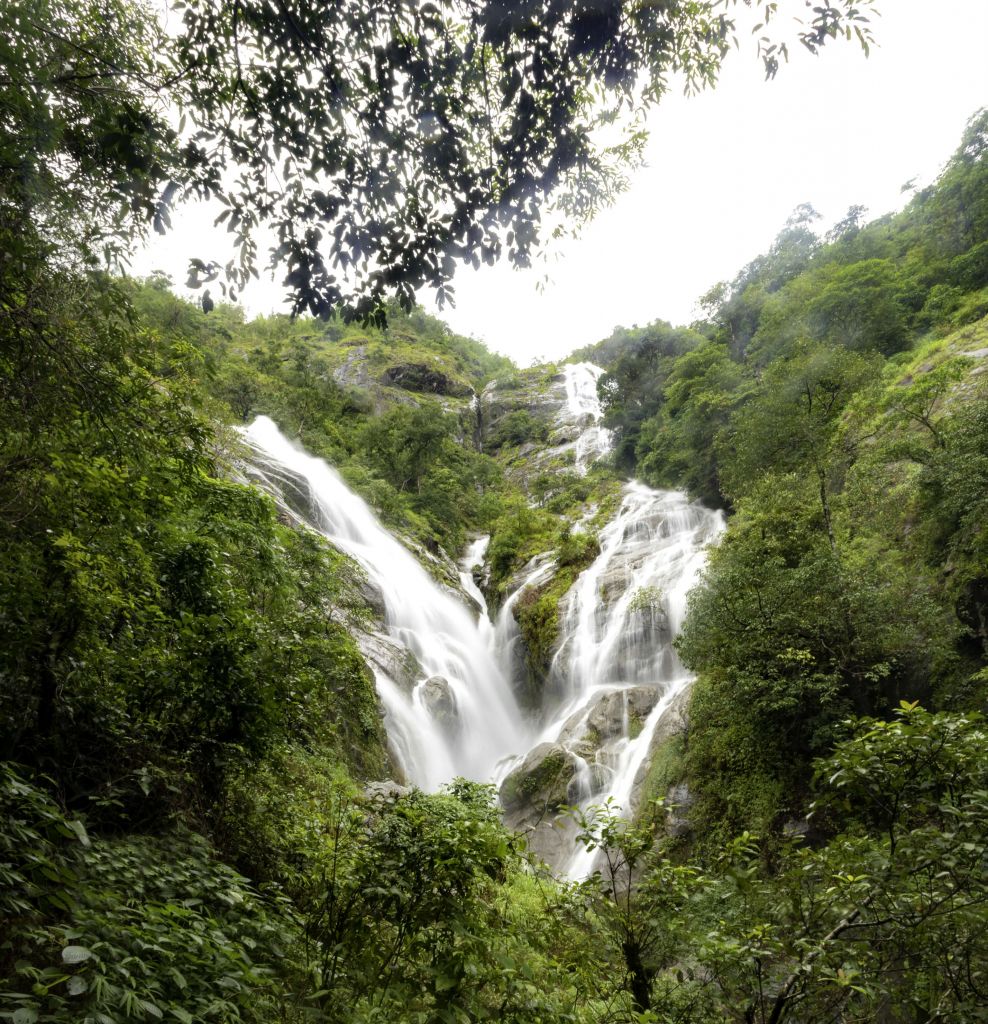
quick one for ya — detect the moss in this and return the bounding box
[627,710,644,741]
[500,748,575,811]
[636,734,686,820]
[511,528,601,694]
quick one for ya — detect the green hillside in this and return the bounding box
[4,4,988,1014]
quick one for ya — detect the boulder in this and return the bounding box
[420,675,459,734]
[499,743,581,867]
[500,742,577,815]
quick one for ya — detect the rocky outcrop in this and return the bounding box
[629,685,692,825]
[584,686,662,744]
[665,782,694,838]
[363,780,413,804]
[359,633,424,696]
[479,373,567,460]
[332,344,371,389]
[420,675,459,736]
[499,743,580,866]
[381,363,472,397]
[500,743,577,814]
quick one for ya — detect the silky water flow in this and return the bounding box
[242,362,723,876]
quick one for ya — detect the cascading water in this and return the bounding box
[239,361,721,879]
[243,418,531,791]
[557,362,614,473]
[504,363,725,877]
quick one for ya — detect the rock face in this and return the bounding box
[665,782,694,838]
[420,675,459,735]
[381,363,472,397]
[629,685,692,824]
[332,344,371,389]
[499,743,580,866]
[479,373,567,462]
[359,633,425,696]
[584,686,662,744]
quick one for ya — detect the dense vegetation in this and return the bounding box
[4,0,988,1019]
[585,110,988,845]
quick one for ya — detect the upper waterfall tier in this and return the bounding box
[561,362,613,473]
[243,417,531,791]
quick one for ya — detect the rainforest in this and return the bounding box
[3,1,988,1022]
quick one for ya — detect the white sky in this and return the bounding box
[134,0,988,364]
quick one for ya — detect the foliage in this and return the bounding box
[487,409,551,451]
[635,341,746,506]
[0,223,388,824]
[0,0,179,259]
[0,764,292,1024]
[593,320,703,470]
[562,706,988,1023]
[165,0,873,318]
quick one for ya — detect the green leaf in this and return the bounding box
[67,975,89,996]
[67,819,91,847]
[13,1009,39,1024]
[61,945,94,964]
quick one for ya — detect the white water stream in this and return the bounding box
[242,361,722,877]
[244,419,531,791]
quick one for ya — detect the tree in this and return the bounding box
[805,258,909,355]
[635,340,746,505]
[0,0,181,259]
[3,0,875,318]
[597,320,703,469]
[721,342,882,532]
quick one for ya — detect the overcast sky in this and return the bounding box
[135,1,988,364]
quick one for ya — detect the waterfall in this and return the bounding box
[521,364,725,877]
[243,418,531,790]
[239,361,722,879]
[558,362,614,474]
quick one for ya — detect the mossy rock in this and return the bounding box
[380,362,472,398]
[499,743,576,813]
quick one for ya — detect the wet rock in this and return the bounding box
[359,633,424,695]
[420,676,459,734]
[627,685,692,819]
[584,687,662,744]
[549,426,579,446]
[567,760,613,802]
[500,742,577,815]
